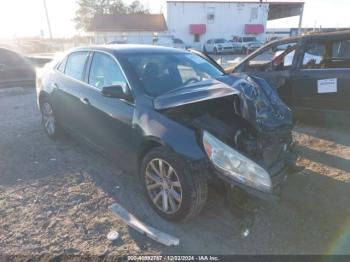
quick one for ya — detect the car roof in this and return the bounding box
[70,44,187,55]
[235,30,350,68]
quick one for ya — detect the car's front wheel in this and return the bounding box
[141,147,208,221]
[41,100,61,139]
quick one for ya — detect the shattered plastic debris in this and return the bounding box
[230,75,293,132]
[107,231,119,241]
[241,228,250,238]
[110,203,180,246]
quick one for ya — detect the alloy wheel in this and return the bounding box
[42,102,56,136]
[145,158,183,214]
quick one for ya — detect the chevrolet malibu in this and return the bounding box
[36,45,294,221]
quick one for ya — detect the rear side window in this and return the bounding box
[65,51,89,81]
[332,40,350,59]
[302,40,350,69]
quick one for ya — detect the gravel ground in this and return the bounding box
[0,88,349,256]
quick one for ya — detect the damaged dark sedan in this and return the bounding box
[36,45,294,221]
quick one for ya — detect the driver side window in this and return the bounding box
[177,62,202,83]
[247,42,297,71]
[302,42,326,69]
[88,52,128,90]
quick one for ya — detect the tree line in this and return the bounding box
[74,0,149,31]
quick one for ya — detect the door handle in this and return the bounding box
[80,97,90,105]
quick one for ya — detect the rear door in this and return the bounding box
[51,51,90,133]
[290,39,350,119]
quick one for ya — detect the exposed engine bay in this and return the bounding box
[161,75,294,172]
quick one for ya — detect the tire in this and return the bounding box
[41,100,62,139]
[203,46,207,53]
[140,147,208,222]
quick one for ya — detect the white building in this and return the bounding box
[166,0,304,45]
[87,1,304,47]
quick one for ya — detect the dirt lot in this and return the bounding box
[0,88,349,256]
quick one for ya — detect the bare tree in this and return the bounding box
[74,0,149,31]
[127,0,149,14]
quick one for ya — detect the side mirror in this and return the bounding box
[101,85,132,101]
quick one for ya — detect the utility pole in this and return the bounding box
[298,3,304,36]
[43,0,53,39]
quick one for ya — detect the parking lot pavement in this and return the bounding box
[210,54,246,68]
[1,89,350,255]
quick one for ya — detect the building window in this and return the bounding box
[237,3,245,11]
[207,7,215,24]
[250,7,258,21]
[194,34,200,42]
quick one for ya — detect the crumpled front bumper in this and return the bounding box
[186,139,296,203]
[211,149,297,203]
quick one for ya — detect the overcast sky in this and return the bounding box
[0,0,349,38]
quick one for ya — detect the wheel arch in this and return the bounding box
[38,91,50,111]
[137,138,164,168]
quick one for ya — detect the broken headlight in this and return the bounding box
[202,131,272,193]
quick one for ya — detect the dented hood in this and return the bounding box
[153,74,292,132]
[221,73,293,131]
[153,79,239,110]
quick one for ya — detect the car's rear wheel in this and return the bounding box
[41,101,61,139]
[141,147,208,221]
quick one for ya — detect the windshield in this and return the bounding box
[243,37,259,42]
[121,52,224,96]
[215,39,227,44]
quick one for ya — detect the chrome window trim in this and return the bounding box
[54,48,135,105]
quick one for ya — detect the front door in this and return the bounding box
[290,39,350,120]
[241,41,299,107]
[79,51,136,168]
